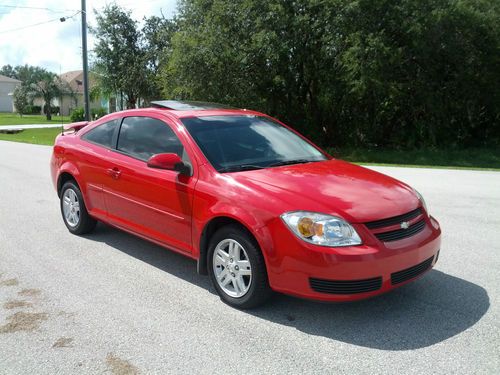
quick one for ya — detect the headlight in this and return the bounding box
[281,211,362,247]
[413,189,428,214]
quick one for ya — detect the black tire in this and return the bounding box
[207,224,272,309]
[60,181,96,235]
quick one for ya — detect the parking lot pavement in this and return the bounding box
[0,140,499,374]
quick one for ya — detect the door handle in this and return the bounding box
[107,168,122,179]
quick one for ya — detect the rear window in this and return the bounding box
[81,119,118,148]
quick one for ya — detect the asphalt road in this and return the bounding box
[0,140,499,375]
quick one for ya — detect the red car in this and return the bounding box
[51,101,441,308]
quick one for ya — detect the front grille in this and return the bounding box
[310,276,382,295]
[366,208,422,229]
[391,256,434,285]
[374,219,426,242]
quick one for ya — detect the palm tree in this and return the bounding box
[30,72,66,120]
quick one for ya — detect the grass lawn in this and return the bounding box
[0,112,71,125]
[329,147,500,170]
[0,128,61,145]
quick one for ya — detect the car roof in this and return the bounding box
[151,100,235,111]
[114,100,265,120]
[91,100,268,123]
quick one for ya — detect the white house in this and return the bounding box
[0,74,21,112]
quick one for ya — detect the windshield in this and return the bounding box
[182,115,327,172]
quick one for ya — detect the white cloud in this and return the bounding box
[0,0,178,74]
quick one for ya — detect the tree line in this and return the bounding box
[93,0,500,149]
[6,0,500,148]
[169,0,500,149]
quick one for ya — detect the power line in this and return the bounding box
[0,18,61,34]
[0,11,80,35]
[0,4,77,13]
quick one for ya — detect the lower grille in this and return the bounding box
[391,256,434,285]
[310,276,382,295]
[375,219,426,242]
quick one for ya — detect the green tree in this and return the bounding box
[30,72,66,120]
[162,0,500,148]
[92,4,148,108]
[92,5,178,108]
[13,65,47,88]
[142,15,179,103]
[0,64,16,78]
[0,64,48,88]
[337,0,500,148]
[1,64,53,108]
[12,85,29,117]
[162,0,355,142]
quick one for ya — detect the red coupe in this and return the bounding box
[51,101,441,308]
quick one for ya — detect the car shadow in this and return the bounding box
[87,223,490,351]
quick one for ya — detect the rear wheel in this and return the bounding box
[208,225,272,309]
[60,181,96,235]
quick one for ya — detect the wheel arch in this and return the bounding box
[57,172,78,197]
[197,216,270,276]
[56,162,83,198]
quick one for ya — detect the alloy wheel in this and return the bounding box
[212,239,252,298]
[62,188,80,227]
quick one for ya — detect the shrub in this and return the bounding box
[70,107,107,122]
[70,108,85,122]
[24,105,42,115]
[13,86,29,116]
[91,107,107,120]
[43,104,60,115]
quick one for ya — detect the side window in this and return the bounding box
[81,119,118,148]
[117,117,185,162]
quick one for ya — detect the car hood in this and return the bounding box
[231,159,419,223]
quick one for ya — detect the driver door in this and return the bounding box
[103,115,196,254]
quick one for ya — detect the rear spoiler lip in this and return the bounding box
[63,121,89,132]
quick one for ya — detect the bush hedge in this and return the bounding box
[70,107,108,122]
[70,108,85,122]
[24,105,42,115]
[43,105,60,115]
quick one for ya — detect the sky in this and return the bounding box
[0,0,178,75]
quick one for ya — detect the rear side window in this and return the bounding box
[81,119,118,148]
[117,116,185,161]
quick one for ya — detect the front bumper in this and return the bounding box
[262,215,441,302]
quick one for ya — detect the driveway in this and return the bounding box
[0,140,498,374]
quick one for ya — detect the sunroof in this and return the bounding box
[151,100,236,111]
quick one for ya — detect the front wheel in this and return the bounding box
[208,225,272,309]
[60,181,96,235]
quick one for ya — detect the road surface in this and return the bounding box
[0,124,63,131]
[0,140,499,374]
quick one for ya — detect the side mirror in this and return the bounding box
[147,153,191,175]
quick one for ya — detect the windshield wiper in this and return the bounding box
[268,159,312,167]
[219,159,313,172]
[218,164,265,173]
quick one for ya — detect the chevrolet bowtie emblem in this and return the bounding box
[400,221,410,229]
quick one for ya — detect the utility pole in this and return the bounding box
[81,0,90,121]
